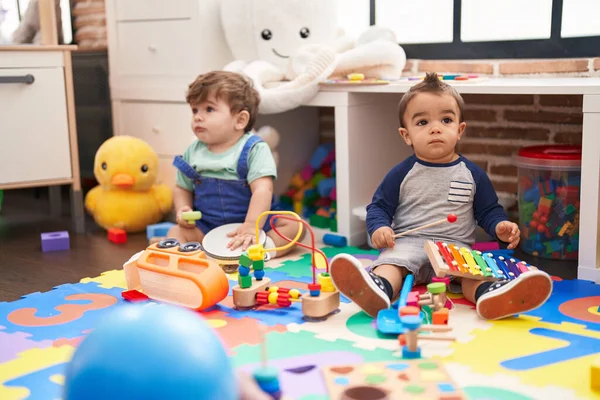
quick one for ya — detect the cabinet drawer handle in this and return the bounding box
[0,74,35,84]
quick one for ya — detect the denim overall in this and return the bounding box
[173,135,278,234]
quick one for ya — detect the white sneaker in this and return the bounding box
[330,253,391,318]
[476,270,553,320]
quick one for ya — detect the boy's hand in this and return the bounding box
[227,222,257,251]
[496,221,521,250]
[372,226,395,249]
[176,206,196,229]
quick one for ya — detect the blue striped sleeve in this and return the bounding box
[366,157,416,238]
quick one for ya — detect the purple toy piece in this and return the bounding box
[41,231,70,252]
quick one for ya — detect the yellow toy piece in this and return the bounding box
[247,244,265,261]
[347,73,365,81]
[592,355,600,391]
[182,211,202,222]
[85,136,173,232]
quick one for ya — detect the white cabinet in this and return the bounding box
[106,0,234,189]
[0,46,84,233]
[0,66,71,184]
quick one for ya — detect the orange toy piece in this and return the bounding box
[432,308,449,325]
[122,239,229,311]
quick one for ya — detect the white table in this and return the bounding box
[279,78,600,283]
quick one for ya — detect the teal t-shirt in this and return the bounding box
[176,133,278,192]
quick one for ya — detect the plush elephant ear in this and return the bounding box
[220,0,339,71]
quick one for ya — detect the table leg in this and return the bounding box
[49,186,62,217]
[71,188,85,234]
[578,94,600,283]
[336,93,412,246]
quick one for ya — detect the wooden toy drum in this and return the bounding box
[202,223,269,272]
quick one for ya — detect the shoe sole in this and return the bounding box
[330,254,390,318]
[476,270,553,320]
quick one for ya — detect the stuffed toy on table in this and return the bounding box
[220,0,406,114]
[85,136,173,233]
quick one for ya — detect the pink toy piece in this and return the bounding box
[472,241,500,252]
[432,276,450,286]
[300,165,314,182]
[330,187,337,201]
[406,291,419,308]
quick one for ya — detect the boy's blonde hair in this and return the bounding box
[397,72,465,128]
[186,71,261,132]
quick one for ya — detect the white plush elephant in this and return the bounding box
[220,0,406,114]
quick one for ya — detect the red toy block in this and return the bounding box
[108,228,127,244]
[122,289,149,302]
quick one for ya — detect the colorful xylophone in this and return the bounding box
[425,240,537,281]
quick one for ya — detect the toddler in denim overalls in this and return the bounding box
[167,71,302,257]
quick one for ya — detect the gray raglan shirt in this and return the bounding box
[366,155,507,245]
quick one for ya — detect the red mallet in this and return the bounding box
[393,214,457,238]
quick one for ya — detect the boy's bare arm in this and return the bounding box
[246,176,274,227]
[173,186,195,228]
[173,186,193,211]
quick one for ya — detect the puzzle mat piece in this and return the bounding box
[446,314,600,400]
[200,308,287,349]
[321,360,465,400]
[523,279,600,331]
[274,247,378,279]
[239,351,371,399]
[232,330,398,397]
[0,282,125,341]
[287,301,491,353]
[0,345,74,400]
[80,269,127,289]
[0,326,53,364]
[447,363,587,400]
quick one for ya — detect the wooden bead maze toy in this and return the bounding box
[425,240,538,281]
[377,277,452,335]
[121,239,229,311]
[232,211,340,320]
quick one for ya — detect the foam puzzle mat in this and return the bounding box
[1,245,599,399]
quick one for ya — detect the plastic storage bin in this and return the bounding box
[516,145,581,260]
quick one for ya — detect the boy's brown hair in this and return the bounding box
[397,72,465,128]
[186,71,261,132]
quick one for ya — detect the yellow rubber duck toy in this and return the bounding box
[85,136,173,232]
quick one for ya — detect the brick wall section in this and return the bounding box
[458,94,582,214]
[404,57,600,77]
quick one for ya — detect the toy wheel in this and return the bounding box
[180,241,202,252]
[221,264,238,274]
[157,238,180,249]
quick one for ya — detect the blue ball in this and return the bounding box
[64,304,238,400]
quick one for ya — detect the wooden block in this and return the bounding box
[233,277,271,309]
[302,290,340,319]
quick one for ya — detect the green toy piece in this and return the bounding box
[426,282,446,294]
[181,211,202,222]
